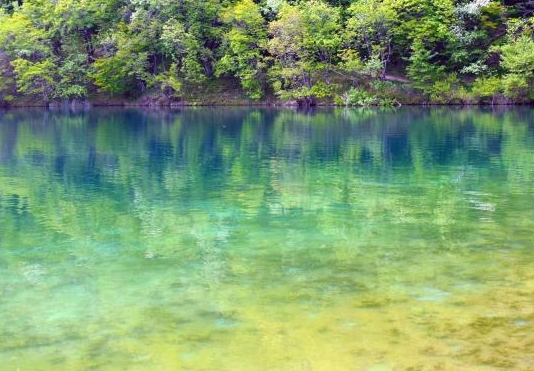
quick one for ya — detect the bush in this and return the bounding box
[428,73,460,104]
[340,86,399,107]
[471,76,501,103]
[340,87,377,106]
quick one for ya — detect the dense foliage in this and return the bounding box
[0,0,533,105]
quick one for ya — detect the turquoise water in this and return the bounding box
[1,107,534,370]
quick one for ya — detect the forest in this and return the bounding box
[0,0,534,106]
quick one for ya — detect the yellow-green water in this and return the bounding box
[1,107,534,370]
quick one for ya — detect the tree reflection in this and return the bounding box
[1,107,534,253]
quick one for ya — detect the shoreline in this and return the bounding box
[2,89,532,109]
[3,99,532,109]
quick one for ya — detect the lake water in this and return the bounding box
[1,107,534,370]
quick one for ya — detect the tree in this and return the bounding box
[11,58,56,101]
[268,0,341,105]
[300,0,341,75]
[499,34,534,75]
[488,18,534,100]
[496,34,534,99]
[159,18,208,84]
[217,0,268,99]
[0,9,57,101]
[471,75,502,103]
[89,27,149,95]
[179,0,228,79]
[56,52,89,99]
[0,51,16,104]
[151,62,182,99]
[448,1,505,76]
[0,11,52,59]
[386,0,456,73]
[406,39,445,92]
[52,0,121,62]
[345,0,398,78]
[268,3,308,102]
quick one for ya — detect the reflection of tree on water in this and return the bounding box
[2,107,534,255]
[192,215,230,290]
[2,107,534,369]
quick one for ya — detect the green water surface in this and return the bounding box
[1,107,534,370]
